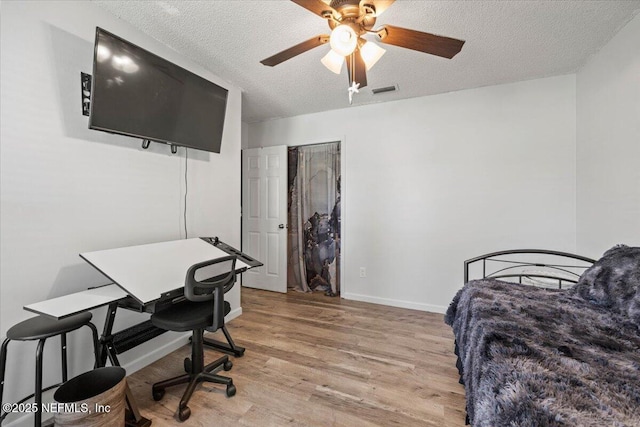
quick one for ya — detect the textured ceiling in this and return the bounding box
[93,0,640,123]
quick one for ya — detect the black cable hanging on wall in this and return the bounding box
[184,148,188,239]
[81,72,190,238]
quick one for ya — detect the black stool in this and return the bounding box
[0,313,100,426]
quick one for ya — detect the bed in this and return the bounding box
[445,245,640,427]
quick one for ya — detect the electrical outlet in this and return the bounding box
[359,267,366,278]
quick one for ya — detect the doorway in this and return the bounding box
[286,142,341,297]
[241,142,342,297]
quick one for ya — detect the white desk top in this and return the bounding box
[24,284,128,319]
[80,238,249,305]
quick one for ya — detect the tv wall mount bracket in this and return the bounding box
[142,140,179,154]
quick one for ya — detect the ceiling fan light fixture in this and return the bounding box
[330,24,358,56]
[321,49,345,74]
[359,40,386,70]
[260,0,466,99]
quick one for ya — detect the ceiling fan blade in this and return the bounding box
[346,49,367,88]
[291,0,338,19]
[376,25,465,59]
[260,35,330,67]
[361,0,395,16]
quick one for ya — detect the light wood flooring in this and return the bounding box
[127,288,467,426]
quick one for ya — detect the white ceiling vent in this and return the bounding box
[371,85,398,95]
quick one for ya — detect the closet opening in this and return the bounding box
[286,142,341,297]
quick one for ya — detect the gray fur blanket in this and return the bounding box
[445,246,640,426]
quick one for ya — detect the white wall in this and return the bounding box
[248,75,577,313]
[576,13,640,258]
[0,0,242,417]
[242,121,250,149]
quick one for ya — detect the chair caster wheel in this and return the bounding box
[183,357,192,373]
[226,383,236,397]
[224,360,233,371]
[177,405,191,422]
[152,387,165,401]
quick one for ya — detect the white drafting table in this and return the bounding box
[25,284,128,319]
[21,237,253,427]
[24,238,253,319]
[79,238,251,306]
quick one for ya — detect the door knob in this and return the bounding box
[278,224,286,229]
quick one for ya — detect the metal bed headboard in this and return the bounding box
[464,249,596,289]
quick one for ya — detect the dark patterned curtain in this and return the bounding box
[287,142,341,295]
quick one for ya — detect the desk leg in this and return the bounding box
[99,303,152,427]
[125,383,152,427]
[99,302,119,368]
[202,325,245,357]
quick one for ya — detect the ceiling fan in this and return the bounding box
[260,0,465,92]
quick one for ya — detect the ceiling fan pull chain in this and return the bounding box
[349,53,354,103]
[347,52,360,105]
[350,52,354,82]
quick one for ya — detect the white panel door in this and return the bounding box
[242,146,288,293]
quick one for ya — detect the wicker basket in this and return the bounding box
[53,367,126,427]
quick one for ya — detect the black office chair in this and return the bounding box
[151,256,237,422]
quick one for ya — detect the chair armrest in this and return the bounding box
[185,256,237,330]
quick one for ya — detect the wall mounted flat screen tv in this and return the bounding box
[89,27,228,153]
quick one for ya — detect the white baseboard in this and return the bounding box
[226,306,243,321]
[342,292,447,314]
[121,333,191,375]
[122,306,243,375]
